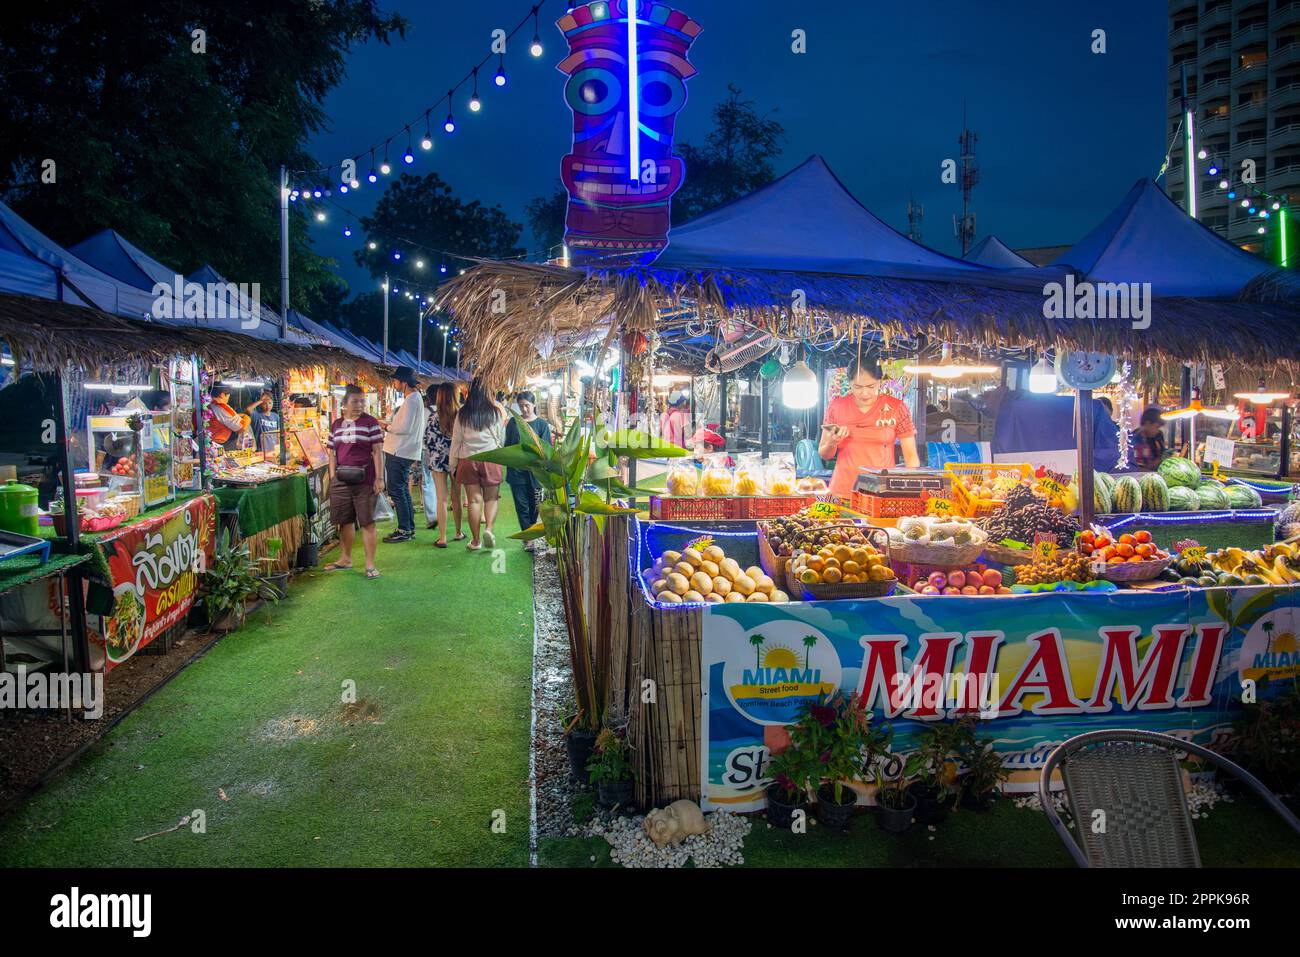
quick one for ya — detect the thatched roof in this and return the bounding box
[434,259,1300,385]
[0,292,390,385]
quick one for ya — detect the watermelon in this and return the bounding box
[1224,484,1263,509]
[1095,471,1116,499]
[1093,480,1113,514]
[1158,455,1201,489]
[1112,474,1142,513]
[1195,482,1231,510]
[1138,472,1169,512]
[1167,486,1199,511]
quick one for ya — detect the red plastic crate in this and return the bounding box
[649,496,742,521]
[738,495,816,519]
[850,490,929,520]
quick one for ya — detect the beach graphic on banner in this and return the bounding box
[700,585,1299,811]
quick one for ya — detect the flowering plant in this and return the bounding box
[585,727,634,787]
[771,692,889,806]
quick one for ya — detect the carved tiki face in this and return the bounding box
[556,0,700,265]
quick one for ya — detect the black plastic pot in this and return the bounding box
[258,572,290,601]
[297,542,319,569]
[814,784,857,828]
[566,728,598,782]
[765,784,805,829]
[876,791,916,833]
[960,788,997,813]
[597,777,634,809]
[908,782,955,825]
[187,598,208,628]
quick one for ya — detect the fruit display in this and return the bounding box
[1278,501,1300,541]
[1167,485,1199,511]
[794,476,828,493]
[1138,472,1169,512]
[644,542,790,604]
[951,471,1030,507]
[700,465,734,497]
[1078,528,1170,565]
[977,484,1080,543]
[1204,542,1300,586]
[791,541,895,586]
[913,565,1012,596]
[108,453,137,477]
[1092,470,1114,514]
[1224,484,1263,509]
[765,463,795,496]
[1157,455,1202,489]
[759,507,873,557]
[1014,550,1095,585]
[733,465,760,496]
[665,463,698,497]
[890,515,985,548]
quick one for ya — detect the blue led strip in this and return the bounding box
[1100,509,1275,530]
[1226,477,1293,494]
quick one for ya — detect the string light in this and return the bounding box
[530,7,543,56]
[403,128,415,164]
[494,53,507,86]
[469,68,481,112]
[444,89,456,133]
[421,112,433,150]
[367,150,378,183]
[379,141,392,176]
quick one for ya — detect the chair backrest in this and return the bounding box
[794,438,824,473]
[1039,729,1300,868]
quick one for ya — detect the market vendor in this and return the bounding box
[209,384,249,450]
[1130,406,1167,471]
[818,355,919,498]
[244,390,280,450]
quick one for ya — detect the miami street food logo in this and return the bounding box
[1238,609,1300,685]
[556,1,701,265]
[724,623,841,725]
[1042,275,1152,330]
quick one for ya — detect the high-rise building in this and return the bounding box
[1166,0,1300,257]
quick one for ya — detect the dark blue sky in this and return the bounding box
[307,0,1167,298]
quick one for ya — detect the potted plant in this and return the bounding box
[586,727,635,808]
[257,537,289,601]
[763,736,817,829]
[472,414,686,773]
[201,528,267,632]
[954,716,1009,812]
[907,723,961,826]
[873,753,921,833]
[774,692,878,829]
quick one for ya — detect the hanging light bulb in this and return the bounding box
[1207,165,1219,177]
[1273,201,1282,211]
[314,211,326,222]
[1219,179,1229,190]
[339,183,348,194]
[469,68,481,112]
[1235,377,1291,404]
[439,261,447,274]
[350,177,360,189]
[1197,148,1207,160]
[421,112,433,150]
[1258,225,1266,234]
[530,8,543,56]
[415,259,425,269]
[392,251,401,261]
[403,128,415,164]
[380,141,392,175]
[781,359,818,409]
[494,52,507,86]
[367,150,378,183]
[444,90,456,132]
[367,241,377,250]
[343,227,352,237]
[1028,355,1057,394]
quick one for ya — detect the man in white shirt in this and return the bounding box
[380,366,426,542]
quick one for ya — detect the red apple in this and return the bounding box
[978,585,995,595]
[942,586,960,595]
[961,585,978,595]
[927,572,947,590]
[948,570,967,589]
[966,569,984,588]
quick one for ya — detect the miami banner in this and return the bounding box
[700,585,1300,811]
[95,495,215,671]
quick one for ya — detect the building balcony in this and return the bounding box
[1268,161,1300,189]
[1169,0,1195,12]
[1200,37,1232,63]
[1200,74,1232,98]
[1271,122,1300,149]
[1275,1,1300,28]
[1274,80,1300,108]
[1233,21,1269,46]
[1273,41,1300,70]
[1231,59,1269,83]
[1228,215,1263,241]
[1234,97,1267,122]
[1200,110,1230,135]
[1171,21,1200,46]
[1202,2,1233,28]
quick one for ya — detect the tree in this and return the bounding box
[353,171,526,279]
[749,633,766,672]
[672,84,785,225]
[0,1,405,315]
[525,184,568,261]
[803,634,818,671]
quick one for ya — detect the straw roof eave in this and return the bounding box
[434,259,1300,385]
[0,292,410,386]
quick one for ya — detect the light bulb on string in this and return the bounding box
[1258,226,1266,234]
[1273,201,1282,211]
[367,150,378,183]
[1219,179,1229,190]
[1207,165,1218,177]
[494,53,507,86]
[421,112,433,150]
[339,183,348,194]
[350,177,360,189]
[403,128,415,164]
[439,261,447,274]
[393,251,401,261]
[367,241,377,250]
[469,68,481,112]
[380,141,392,175]
[530,8,543,56]
[1197,148,1207,160]
[343,227,352,237]
[443,90,456,132]
[314,211,326,223]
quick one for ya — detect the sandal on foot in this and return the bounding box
[453,533,467,541]
[434,540,448,548]
[466,540,482,551]
[365,568,380,579]
[324,562,353,571]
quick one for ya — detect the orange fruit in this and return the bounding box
[799,569,821,584]
[822,567,843,584]
[842,560,861,576]
[833,545,852,563]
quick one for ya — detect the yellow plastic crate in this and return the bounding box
[943,462,1034,518]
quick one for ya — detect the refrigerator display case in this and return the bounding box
[87,411,174,510]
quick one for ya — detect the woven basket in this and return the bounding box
[889,534,987,567]
[1094,555,1173,583]
[982,542,1035,566]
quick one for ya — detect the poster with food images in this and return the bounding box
[94,495,215,671]
[699,585,1298,811]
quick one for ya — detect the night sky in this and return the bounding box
[307,0,1166,298]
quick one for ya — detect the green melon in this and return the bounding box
[1138,472,1169,512]
[1112,474,1142,513]
[1195,482,1231,510]
[1167,486,1199,511]
[1095,471,1116,498]
[1158,455,1201,489]
[1224,484,1263,509]
[1094,480,1113,514]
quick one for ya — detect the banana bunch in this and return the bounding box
[1209,543,1300,585]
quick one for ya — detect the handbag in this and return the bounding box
[335,465,367,485]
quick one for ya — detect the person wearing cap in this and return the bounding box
[689,426,733,466]
[380,366,426,542]
[660,391,690,449]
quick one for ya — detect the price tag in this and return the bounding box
[1204,436,1235,474]
[807,501,839,522]
[925,497,956,516]
[1034,475,1067,498]
[1033,539,1059,562]
[686,535,714,552]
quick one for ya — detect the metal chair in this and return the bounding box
[1038,729,1300,867]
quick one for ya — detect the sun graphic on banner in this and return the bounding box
[762,646,799,670]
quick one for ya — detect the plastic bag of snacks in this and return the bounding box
[700,454,735,497]
[764,454,796,496]
[666,460,699,497]
[732,453,764,497]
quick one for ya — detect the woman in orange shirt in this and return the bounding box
[817,355,920,498]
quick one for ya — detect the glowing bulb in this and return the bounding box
[781,361,818,409]
[415,260,425,269]
[1219,179,1229,190]
[367,241,377,250]
[367,169,378,183]
[439,263,447,274]
[1258,226,1266,234]
[1207,165,1219,176]
[350,178,360,189]
[1273,201,1282,211]
[393,251,401,261]
[530,36,543,57]
[343,227,352,237]
[1197,148,1207,160]
[469,93,481,112]
[1028,357,1057,394]
[314,211,326,222]
[444,113,456,133]
[380,160,391,175]
[494,65,507,86]
[339,184,348,194]
[421,134,432,150]
[403,149,414,164]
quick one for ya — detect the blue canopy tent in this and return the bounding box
[965,235,1034,269]
[69,229,178,293]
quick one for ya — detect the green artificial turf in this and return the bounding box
[539,791,1300,868]
[0,508,536,868]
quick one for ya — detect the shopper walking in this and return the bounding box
[424,382,465,547]
[504,390,552,549]
[381,366,426,543]
[450,378,506,551]
[325,384,385,579]
[660,390,690,448]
